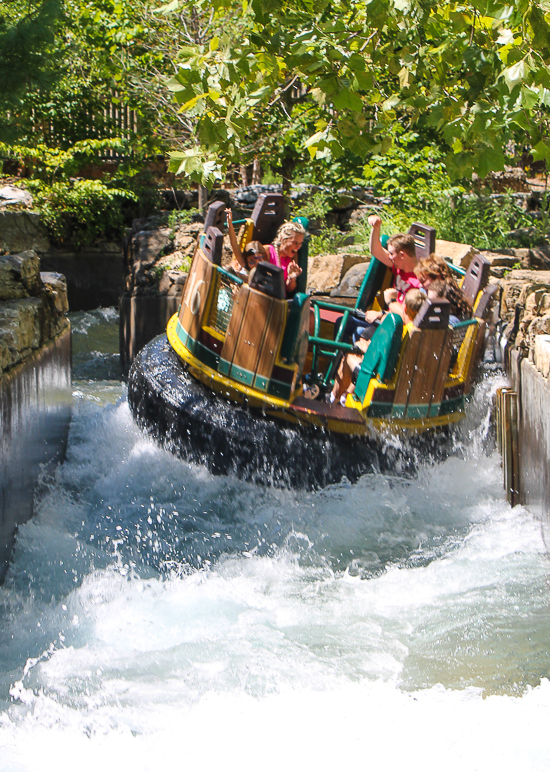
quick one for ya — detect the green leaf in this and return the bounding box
[532,140,550,163]
[332,88,363,112]
[502,60,530,90]
[154,0,179,14]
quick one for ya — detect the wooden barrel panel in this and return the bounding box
[219,284,250,375]
[392,331,421,418]
[179,251,214,346]
[229,289,275,386]
[428,331,454,416]
[254,300,287,391]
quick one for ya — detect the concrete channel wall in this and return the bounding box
[0,251,72,583]
[0,330,72,582]
[498,337,550,543]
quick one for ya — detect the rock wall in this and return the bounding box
[119,217,199,370]
[0,209,124,311]
[0,250,71,582]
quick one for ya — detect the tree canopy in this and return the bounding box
[3,0,550,191]
[166,0,550,185]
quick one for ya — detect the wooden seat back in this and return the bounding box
[219,283,287,392]
[408,222,436,259]
[198,225,223,266]
[473,282,499,320]
[392,298,453,419]
[461,253,491,305]
[204,201,226,232]
[249,261,285,299]
[251,193,287,244]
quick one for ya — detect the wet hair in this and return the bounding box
[414,254,453,283]
[272,221,306,252]
[404,288,426,319]
[428,278,472,320]
[243,240,268,265]
[387,233,417,258]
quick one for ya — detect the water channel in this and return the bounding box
[1,309,550,770]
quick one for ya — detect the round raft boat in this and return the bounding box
[128,195,496,488]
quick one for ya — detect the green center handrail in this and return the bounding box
[309,299,358,389]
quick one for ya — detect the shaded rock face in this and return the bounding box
[0,250,41,299]
[124,219,201,297]
[121,217,209,371]
[0,251,69,376]
[330,262,369,298]
[0,211,50,255]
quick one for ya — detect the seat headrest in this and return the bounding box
[204,201,226,231]
[408,222,436,259]
[251,193,287,244]
[248,261,285,299]
[201,226,223,265]
[413,297,451,329]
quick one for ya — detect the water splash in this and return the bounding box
[1,313,549,770]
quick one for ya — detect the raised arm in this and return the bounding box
[368,214,392,268]
[225,208,246,269]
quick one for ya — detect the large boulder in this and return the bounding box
[0,185,33,208]
[307,253,368,295]
[330,262,370,298]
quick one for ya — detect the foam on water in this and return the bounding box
[1,315,550,769]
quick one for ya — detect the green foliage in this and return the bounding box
[309,227,348,256]
[27,179,137,248]
[362,130,462,207]
[295,191,333,220]
[164,0,550,188]
[0,0,64,142]
[167,209,200,227]
[0,139,140,181]
[350,192,541,252]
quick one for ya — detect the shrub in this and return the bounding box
[350,193,543,252]
[28,179,137,249]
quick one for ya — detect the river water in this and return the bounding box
[1,309,550,771]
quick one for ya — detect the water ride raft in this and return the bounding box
[128,194,497,488]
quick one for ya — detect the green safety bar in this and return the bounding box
[309,299,358,389]
[448,262,467,277]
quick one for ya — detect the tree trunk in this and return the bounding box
[239,164,248,187]
[281,152,295,196]
[198,184,209,212]
[251,157,262,185]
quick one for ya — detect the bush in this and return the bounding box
[28,179,137,248]
[350,193,543,251]
[309,227,349,255]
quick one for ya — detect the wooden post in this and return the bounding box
[496,388,520,506]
